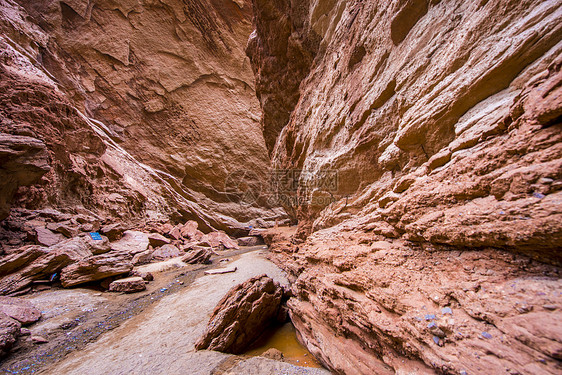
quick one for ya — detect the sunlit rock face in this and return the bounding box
[0,0,285,232]
[250,0,562,373]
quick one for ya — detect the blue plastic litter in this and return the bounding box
[433,336,440,345]
[442,307,453,315]
[428,322,436,328]
[89,232,103,241]
[425,314,436,321]
[160,288,167,292]
[533,192,546,199]
[481,331,492,339]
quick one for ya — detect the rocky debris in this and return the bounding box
[100,223,127,241]
[32,227,65,247]
[204,267,237,276]
[109,231,149,255]
[182,247,213,265]
[151,245,182,261]
[108,277,146,293]
[195,275,283,354]
[0,297,41,325]
[60,253,133,288]
[237,236,263,247]
[147,233,171,247]
[200,231,239,250]
[0,312,20,358]
[0,235,103,294]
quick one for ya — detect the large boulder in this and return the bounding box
[195,275,284,354]
[147,233,171,247]
[60,253,133,288]
[200,231,239,250]
[182,247,213,265]
[108,277,146,293]
[109,231,149,255]
[0,312,20,358]
[179,221,204,241]
[0,297,41,325]
[237,236,264,247]
[151,245,182,261]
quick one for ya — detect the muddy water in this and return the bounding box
[245,322,323,368]
[3,249,330,375]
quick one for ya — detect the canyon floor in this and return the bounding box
[0,246,329,375]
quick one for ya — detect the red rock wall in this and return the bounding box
[251,0,562,373]
[0,0,285,232]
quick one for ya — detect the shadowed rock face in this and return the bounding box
[0,0,285,232]
[195,274,284,354]
[250,0,562,373]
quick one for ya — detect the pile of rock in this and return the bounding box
[0,213,246,296]
[0,296,41,358]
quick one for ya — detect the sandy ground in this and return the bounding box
[6,249,330,375]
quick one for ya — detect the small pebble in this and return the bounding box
[31,336,49,344]
[460,371,468,375]
[432,336,440,345]
[20,328,31,336]
[428,322,437,329]
[481,331,492,339]
[542,304,557,311]
[425,314,436,321]
[442,307,453,315]
[533,192,546,199]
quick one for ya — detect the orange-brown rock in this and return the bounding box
[60,253,133,288]
[195,274,283,354]
[250,0,562,373]
[182,247,213,265]
[0,0,285,234]
[108,277,146,294]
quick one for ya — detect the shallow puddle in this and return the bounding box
[244,322,323,368]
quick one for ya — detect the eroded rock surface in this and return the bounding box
[195,274,283,354]
[250,0,562,374]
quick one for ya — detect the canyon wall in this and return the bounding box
[250,0,562,373]
[0,0,282,233]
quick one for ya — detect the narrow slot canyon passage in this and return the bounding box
[1,0,561,374]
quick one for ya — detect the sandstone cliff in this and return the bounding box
[250,0,562,373]
[1,0,283,233]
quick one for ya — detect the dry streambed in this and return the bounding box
[0,248,329,375]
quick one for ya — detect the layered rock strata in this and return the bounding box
[0,0,284,233]
[250,0,562,373]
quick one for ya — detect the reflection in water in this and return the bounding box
[244,322,323,368]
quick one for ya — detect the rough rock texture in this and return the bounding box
[0,235,100,294]
[60,252,133,288]
[0,296,41,325]
[195,274,283,354]
[182,247,213,265]
[0,311,20,358]
[151,244,182,261]
[108,276,146,293]
[0,0,285,233]
[250,0,562,374]
[237,235,264,246]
